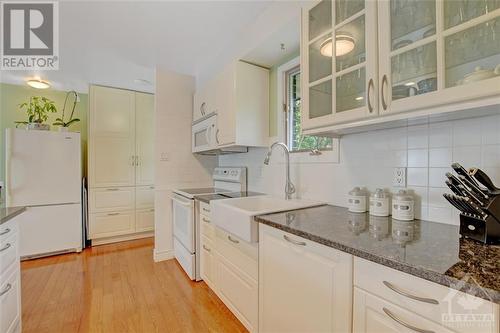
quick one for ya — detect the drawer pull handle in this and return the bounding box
[0,243,11,252]
[383,281,439,305]
[202,218,210,223]
[227,235,239,244]
[202,208,210,213]
[149,209,155,212]
[383,307,434,333]
[106,188,120,191]
[0,228,11,236]
[107,213,120,216]
[283,235,306,246]
[203,245,211,252]
[0,283,12,297]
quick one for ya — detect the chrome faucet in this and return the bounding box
[263,142,295,200]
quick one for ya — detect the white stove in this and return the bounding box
[172,167,247,280]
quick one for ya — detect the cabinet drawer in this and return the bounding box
[0,220,18,245]
[215,227,257,281]
[200,235,215,289]
[354,287,455,333]
[0,232,18,276]
[199,201,211,218]
[0,266,21,333]
[216,253,258,332]
[89,211,135,239]
[354,257,499,333]
[89,187,135,213]
[200,214,214,239]
[135,208,154,232]
[136,186,154,209]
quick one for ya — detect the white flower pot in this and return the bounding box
[27,123,50,131]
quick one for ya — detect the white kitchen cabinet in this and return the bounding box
[89,210,136,239]
[0,216,22,333]
[301,0,500,135]
[301,0,379,130]
[89,85,136,188]
[135,209,154,232]
[214,227,258,332]
[258,224,353,333]
[89,86,155,244]
[353,287,455,333]
[135,92,155,185]
[200,234,215,290]
[195,60,269,148]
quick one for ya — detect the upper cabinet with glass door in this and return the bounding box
[378,0,500,115]
[301,0,378,131]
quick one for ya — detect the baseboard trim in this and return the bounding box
[153,248,174,262]
[91,231,154,246]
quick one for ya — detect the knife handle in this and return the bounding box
[469,168,499,193]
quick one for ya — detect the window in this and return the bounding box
[285,66,332,152]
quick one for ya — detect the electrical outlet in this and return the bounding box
[393,167,406,187]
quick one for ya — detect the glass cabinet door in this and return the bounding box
[302,0,378,130]
[378,0,500,114]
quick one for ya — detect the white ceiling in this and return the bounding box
[0,1,277,93]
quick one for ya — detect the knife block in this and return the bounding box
[459,214,500,245]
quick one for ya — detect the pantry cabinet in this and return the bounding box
[301,0,500,133]
[89,86,155,244]
[258,224,352,333]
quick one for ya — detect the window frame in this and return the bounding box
[282,60,333,153]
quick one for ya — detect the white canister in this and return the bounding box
[348,187,367,213]
[369,188,390,217]
[392,189,415,221]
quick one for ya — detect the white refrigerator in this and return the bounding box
[5,128,83,258]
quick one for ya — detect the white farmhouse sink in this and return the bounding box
[211,196,324,243]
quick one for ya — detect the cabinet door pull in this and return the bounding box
[383,307,434,333]
[202,208,210,213]
[215,129,220,144]
[0,228,11,236]
[130,156,135,166]
[283,234,306,246]
[227,235,239,244]
[136,155,140,166]
[0,243,11,252]
[202,218,210,223]
[383,281,439,305]
[107,212,120,216]
[381,74,388,111]
[106,188,119,191]
[0,283,12,297]
[203,245,211,252]
[367,78,374,113]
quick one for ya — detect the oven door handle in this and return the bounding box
[172,197,192,207]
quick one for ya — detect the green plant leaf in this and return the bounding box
[65,118,80,127]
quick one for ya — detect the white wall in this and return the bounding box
[220,114,500,225]
[154,67,217,261]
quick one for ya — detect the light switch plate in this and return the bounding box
[393,167,407,187]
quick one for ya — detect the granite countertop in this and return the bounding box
[0,206,26,225]
[255,205,500,304]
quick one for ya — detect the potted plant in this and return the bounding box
[53,90,80,132]
[15,96,57,130]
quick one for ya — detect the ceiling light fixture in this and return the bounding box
[320,34,355,57]
[26,78,50,89]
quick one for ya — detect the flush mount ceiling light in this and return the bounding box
[320,34,355,57]
[26,78,50,89]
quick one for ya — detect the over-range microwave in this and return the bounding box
[191,113,248,155]
[192,113,217,153]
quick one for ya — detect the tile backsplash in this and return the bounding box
[219,114,500,225]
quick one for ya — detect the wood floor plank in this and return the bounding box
[21,237,247,333]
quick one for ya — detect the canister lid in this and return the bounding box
[393,189,413,202]
[371,188,388,199]
[349,187,366,196]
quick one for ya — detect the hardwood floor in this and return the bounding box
[20,238,247,333]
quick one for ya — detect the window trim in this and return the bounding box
[277,56,333,154]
